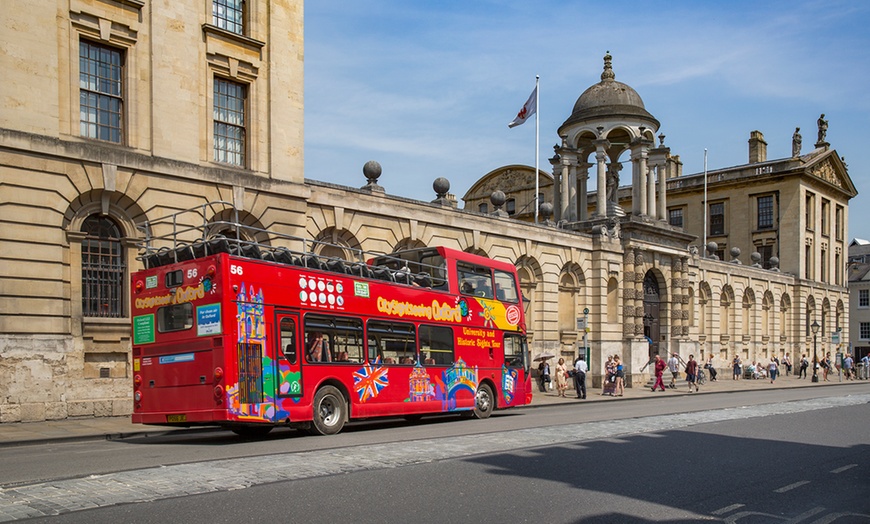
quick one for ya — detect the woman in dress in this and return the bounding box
[555,358,569,397]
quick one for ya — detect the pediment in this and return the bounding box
[463,165,553,201]
[806,152,857,197]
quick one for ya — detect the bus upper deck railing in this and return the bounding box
[134,201,445,288]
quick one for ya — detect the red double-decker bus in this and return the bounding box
[130,204,532,436]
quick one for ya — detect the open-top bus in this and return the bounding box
[131,203,532,435]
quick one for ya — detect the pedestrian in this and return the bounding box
[706,353,718,381]
[799,354,808,378]
[667,353,680,389]
[843,353,854,380]
[537,359,550,392]
[822,352,831,381]
[602,356,616,396]
[732,355,742,380]
[651,354,667,392]
[685,354,700,392]
[574,355,588,399]
[861,353,870,380]
[614,355,625,397]
[555,358,569,397]
[783,353,792,376]
[768,358,778,383]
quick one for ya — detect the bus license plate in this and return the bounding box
[166,414,187,423]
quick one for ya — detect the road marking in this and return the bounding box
[711,504,744,515]
[830,464,856,474]
[783,506,825,523]
[774,480,810,493]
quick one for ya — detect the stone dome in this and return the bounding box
[561,52,659,129]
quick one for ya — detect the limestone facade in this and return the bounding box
[0,4,853,422]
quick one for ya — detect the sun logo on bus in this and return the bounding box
[479,302,495,328]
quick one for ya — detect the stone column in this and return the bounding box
[647,164,656,219]
[550,155,562,222]
[671,255,683,338]
[657,162,668,219]
[623,248,636,337]
[635,251,645,336]
[578,162,591,221]
[594,140,609,216]
[681,256,690,337]
[567,163,577,222]
[560,160,570,222]
[631,145,649,216]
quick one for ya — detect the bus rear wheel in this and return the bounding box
[472,383,495,419]
[312,385,346,435]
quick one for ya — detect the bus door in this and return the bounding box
[274,312,303,405]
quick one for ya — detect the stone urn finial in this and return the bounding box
[361,160,384,193]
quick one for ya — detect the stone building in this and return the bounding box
[0,3,853,422]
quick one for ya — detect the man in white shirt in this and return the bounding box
[667,353,680,389]
[574,355,588,399]
[861,353,870,380]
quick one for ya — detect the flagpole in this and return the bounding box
[535,75,540,224]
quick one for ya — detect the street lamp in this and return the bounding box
[811,320,820,383]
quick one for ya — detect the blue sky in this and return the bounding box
[304,1,870,240]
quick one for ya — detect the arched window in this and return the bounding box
[81,215,126,318]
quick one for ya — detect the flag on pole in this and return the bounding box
[508,86,537,128]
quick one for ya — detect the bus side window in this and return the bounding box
[280,317,296,364]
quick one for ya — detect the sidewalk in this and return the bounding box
[1,374,867,447]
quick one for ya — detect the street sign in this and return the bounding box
[832,332,840,344]
[576,317,586,330]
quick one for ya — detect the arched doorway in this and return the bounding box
[643,272,661,360]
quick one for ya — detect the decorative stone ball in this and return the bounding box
[730,246,741,258]
[750,252,762,264]
[769,256,780,267]
[490,190,506,207]
[540,202,553,218]
[433,177,450,195]
[363,160,382,181]
[706,241,718,254]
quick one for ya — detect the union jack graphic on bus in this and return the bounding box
[353,359,389,402]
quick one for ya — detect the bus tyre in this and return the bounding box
[473,383,495,419]
[312,385,346,435]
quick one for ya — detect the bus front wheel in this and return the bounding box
[473,383,495,419]
[312,385,346,435]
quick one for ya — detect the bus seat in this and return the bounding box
[191,240,208,259]
[260,250,276,262]
[240,243,261,259]
[144,251,161,269]
[326,259,348,274]
[302,255,325,271]
[413,272,432,288]
[207,236,230,255]
[174,243,194,262]
[393,270,412,285]
[155,246,174,267]
[372,267,394,282]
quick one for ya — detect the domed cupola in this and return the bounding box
[560,52,660,130]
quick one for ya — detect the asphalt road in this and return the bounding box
[3,385,869,523]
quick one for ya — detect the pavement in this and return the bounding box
[1,372,868,447]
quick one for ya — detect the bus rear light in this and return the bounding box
[214,367,224,381]
[134,391,143,402]
[213,385,224,401]
[135,280,144,293]
[206,265,216,278]
[134,375,142,388]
